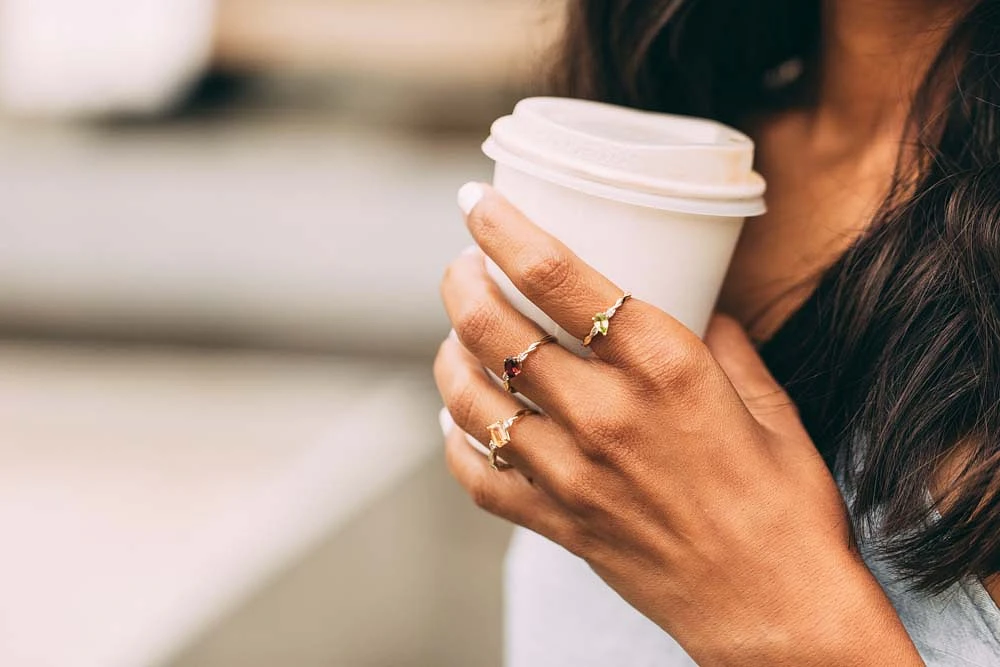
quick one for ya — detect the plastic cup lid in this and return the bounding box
[483,97,766,216]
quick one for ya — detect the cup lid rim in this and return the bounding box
[484,137,767,218]
[487,97,767,203]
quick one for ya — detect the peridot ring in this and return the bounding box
[582,292,632,346]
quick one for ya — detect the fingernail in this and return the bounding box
[447,328,459,341]
[460,244,481,256]
[438,407,456,436]
[457,182,485,216]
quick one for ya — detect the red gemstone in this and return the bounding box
[503,357,522,377]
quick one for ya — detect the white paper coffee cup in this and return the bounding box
[482,97,766,350]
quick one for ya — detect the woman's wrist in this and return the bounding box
[827,559,924,665]
[803,557,921,666]
[693,553,922,666]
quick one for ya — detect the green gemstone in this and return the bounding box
[593,313,610,336]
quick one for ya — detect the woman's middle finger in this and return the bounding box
[441,247,605,420]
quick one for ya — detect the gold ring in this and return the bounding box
[486,408,534,471]
[582,292,632,346]
[502,334,556,393]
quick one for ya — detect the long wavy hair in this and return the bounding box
[557,0,1000,593]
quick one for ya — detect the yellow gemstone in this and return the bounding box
[488,421,510,449]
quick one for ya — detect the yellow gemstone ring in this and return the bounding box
[486,408,534,471]
[582,292,632,346]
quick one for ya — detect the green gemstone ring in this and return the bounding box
[582,292,632,347]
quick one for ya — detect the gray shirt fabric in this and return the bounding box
[505,519,1000,666]
[863,540,1000,666]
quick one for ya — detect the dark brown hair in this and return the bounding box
[558,0,1000,593]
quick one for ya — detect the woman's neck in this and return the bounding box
[812,0,966,147]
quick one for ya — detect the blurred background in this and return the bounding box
[0,1,564,665]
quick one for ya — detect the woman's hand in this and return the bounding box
[434,184,922,666]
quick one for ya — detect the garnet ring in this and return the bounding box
[501,335,557,393]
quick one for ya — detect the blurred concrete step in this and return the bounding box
[0,343,439,667]
[0,117,487,355]
[172,456,513,667]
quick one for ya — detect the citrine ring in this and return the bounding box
[486,408,535,471]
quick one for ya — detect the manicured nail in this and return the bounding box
[438,407,456,437]
[457,182,485,216]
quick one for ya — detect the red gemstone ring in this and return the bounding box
[501,335,557,393]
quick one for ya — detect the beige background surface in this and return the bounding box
[173,458,512,667]
[0,1,556,664]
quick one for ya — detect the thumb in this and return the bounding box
[703,314,799,429]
